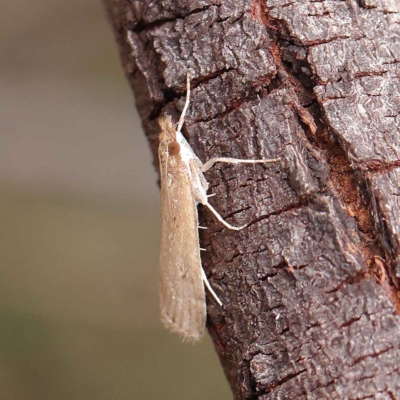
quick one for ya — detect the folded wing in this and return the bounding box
[159,159,206,341]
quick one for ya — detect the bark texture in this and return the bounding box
[103,1,400,398]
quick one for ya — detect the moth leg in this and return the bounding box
[201,156,281,172]
[189,159,210,203]
[176,74,191,134]
[192,158,209,192]
[200,268,222,306]
[205,202,247,231]
[189,156,247,230]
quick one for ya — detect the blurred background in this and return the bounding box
[0,1,230,398]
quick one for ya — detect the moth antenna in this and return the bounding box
[166,74,191,218]
[201,268,222,306]
[176,74,191,134]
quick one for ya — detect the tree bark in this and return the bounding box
[103,1,400,398]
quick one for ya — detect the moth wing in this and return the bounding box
[159,163,206,341]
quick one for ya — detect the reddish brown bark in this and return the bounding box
[104,1,400,398]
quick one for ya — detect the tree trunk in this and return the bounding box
[103,1,400,398]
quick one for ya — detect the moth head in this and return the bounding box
[158,115,181,157]
[167,141,180,156]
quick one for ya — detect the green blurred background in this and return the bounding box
[0,1,230,398]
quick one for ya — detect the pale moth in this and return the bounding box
[158,75,280,341]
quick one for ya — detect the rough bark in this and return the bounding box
[103,1,400,398]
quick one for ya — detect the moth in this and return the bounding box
[158,76,280,341]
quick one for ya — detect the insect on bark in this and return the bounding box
[158,75,280,341]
